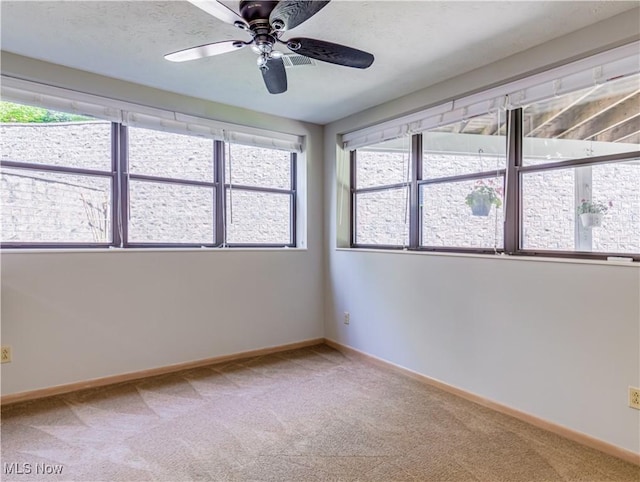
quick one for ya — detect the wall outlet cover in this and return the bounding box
[1,346,12,363]
[629,387,640,410]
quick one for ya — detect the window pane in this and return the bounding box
[225,189,291,244]
[355,187,410,246]
[1,101,111,171]
[521,169,575,250]
[1,167,111,243]
[226,144,291,190]
[423,112,506,179]
[420,177,504,249]
[523,73,640,166]
[128,127,214,182]
[591,162,640,253]
[521,161,640,254]
[128,180,214,244]
[356,138,411,189]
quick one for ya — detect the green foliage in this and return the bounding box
[577,199,611,215]
[0,101,92,123]
[465,182,503,208]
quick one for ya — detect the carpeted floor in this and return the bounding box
[1,344,638,481]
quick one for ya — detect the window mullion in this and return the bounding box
[127,173,215,188]
[119,125,130,247]
[350,150,356,247]
[111,123,121,247]
[221,184,292,195]
[214,140,225,247]
[0,160,113,177]
[409,134,421,249]
[504,108,522,255]
[417,170,506,186]
[290,152,296,247]
[518,151,640,173]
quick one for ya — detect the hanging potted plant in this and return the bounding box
[465,181,503,216]
[577,199,611,228]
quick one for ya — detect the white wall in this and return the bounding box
[326,252,639,452]
[0,54,325,395]
[2,250,323,393]
[324,11,640,453]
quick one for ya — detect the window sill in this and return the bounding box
[1,246,307,254]
[335,247,639,267]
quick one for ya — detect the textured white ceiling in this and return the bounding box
[1,1,637,124]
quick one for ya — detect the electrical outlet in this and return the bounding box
[1,345,11,363]
[630,387,640,410]
[343,312,350,325]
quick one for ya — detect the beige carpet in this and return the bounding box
[1,344,638,481]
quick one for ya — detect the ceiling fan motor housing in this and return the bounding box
[239,1,278,24]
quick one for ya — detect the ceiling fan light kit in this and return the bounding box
[165,0,375,94]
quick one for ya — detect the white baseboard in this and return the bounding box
[1,338,324,405]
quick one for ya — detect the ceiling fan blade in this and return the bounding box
[261,57,288,94]
[287,38,374,69]
[188,0,247,27]
[165,40,246,62]
[269,1,330,31]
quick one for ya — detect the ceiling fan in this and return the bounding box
[165,0,375,94]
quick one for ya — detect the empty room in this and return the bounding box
[1,1,639,481]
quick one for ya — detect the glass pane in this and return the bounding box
[128,127,214,182]
[1,167,111,243]
[521,160,640,254]
[423,111,506,179]
[522,169,575,250]
[225,189,291,244]
[356,138,411,189]
[523,73,640,166]
[128,180,214,244]
[226,144,291,190]
[355,187,410,246]
[420,177,504,249]
[592,162,640,253]
[1,101,111,171]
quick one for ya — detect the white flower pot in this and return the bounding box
[468,197,492,216]
[580,213,603,228]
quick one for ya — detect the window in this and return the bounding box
[125,127,216,246]
[224,144,295,246]
[351,138,411,247]
[0,100,298,249]
[419,112,506,251]
[350,70,639,260]
[1,102,115,246]
[519,73,640,256]
[521,160,640,254]
[351,114,507,252]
